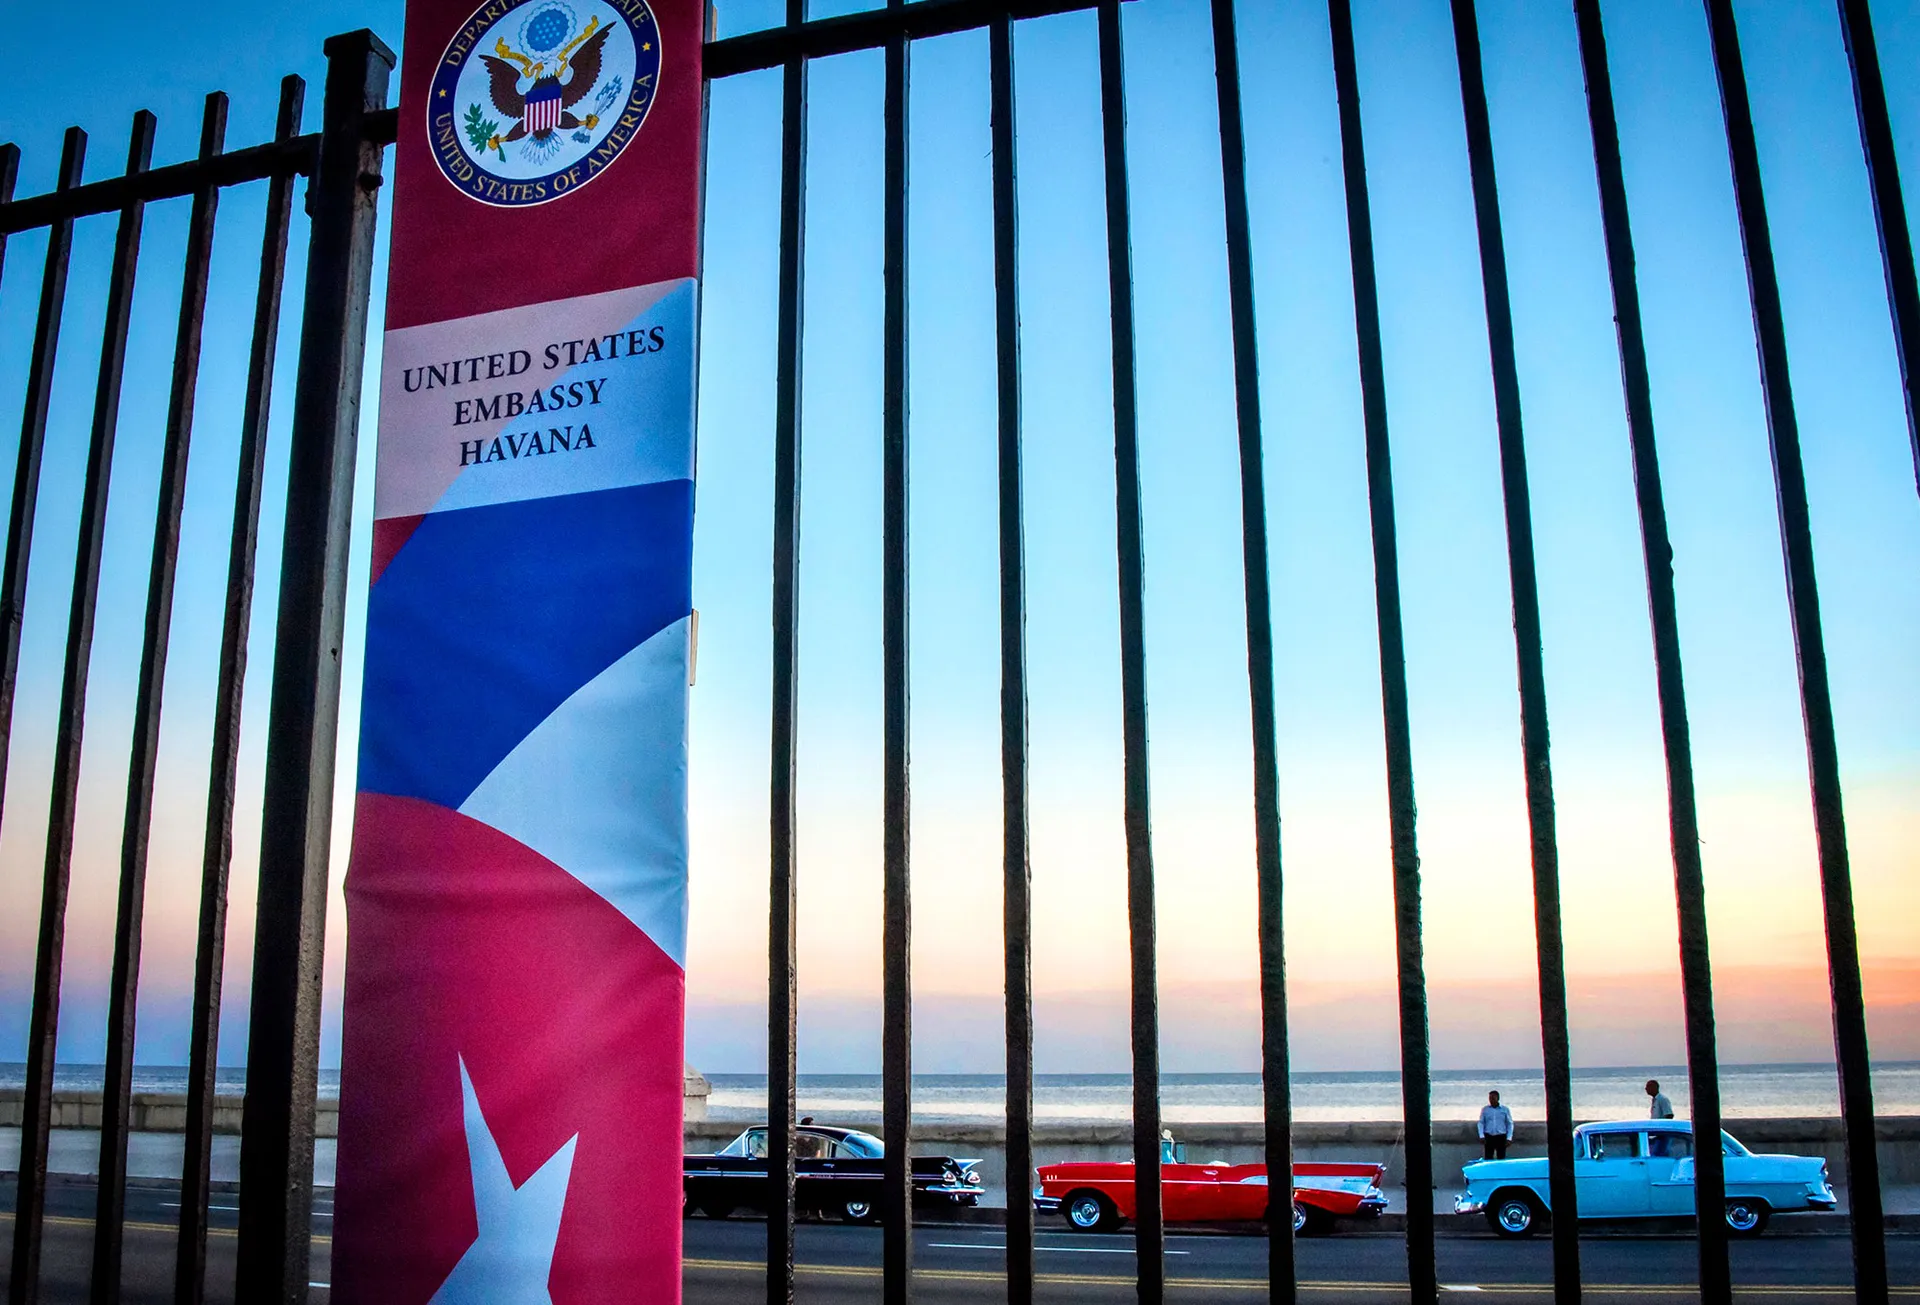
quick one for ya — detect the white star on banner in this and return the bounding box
[429,1057,578,1305]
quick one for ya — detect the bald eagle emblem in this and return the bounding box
[430,0,662,207]
[481,17,612,157]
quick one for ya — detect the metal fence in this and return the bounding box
[0,2,1913,1304]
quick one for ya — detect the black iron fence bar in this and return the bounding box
[0,146,16,271]
[1833,0,1919,497]
[0,128,83,850]
[1204,2,1295,1299]
[1697,3,1888,1301]
[1323,4,1435,1301]
[10,112,155,1305]
[991,13,1036,1303]
[880,0,915,1297]
[92,92,227,1305]
[706,0,1102,78]
[765,0,807,1296]
[0,138,311,237]
[990,15,1035,1305]
[175,73,305,1305]
[0,108,398,239]
[1094,4,1163,1300]
[1568,5,1731,1303]
[232,31,392,1305]
[1443,4,1582,1299]
[0,135,80,1289]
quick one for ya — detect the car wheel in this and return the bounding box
[1724,1198,1770,1238]
[1064,1190,1119,1234]
[1284,1200,1332,1237]
[1488,1191,1541,1239]
[699,1202,735,1220]
[841,1199,877,1224]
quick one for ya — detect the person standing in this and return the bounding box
[1647,1079,1674,1119]
[1478,1090,1515,1160]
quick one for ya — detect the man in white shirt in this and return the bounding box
[1647,1079,1674,1119]
[1478,1090,1514,1159]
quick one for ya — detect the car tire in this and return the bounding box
[699,1202,735,1220]
[1284,1201,1333,1237]
[1487,1191,1542,1239]
[1063,1189,1120,1234]
[840,1199,877,1224]
[1724,1198,1770,1238]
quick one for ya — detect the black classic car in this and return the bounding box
[683,1124,984,1223]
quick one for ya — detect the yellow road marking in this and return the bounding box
[0,1212,332,1246]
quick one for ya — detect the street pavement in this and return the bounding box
[3,1180,1918,1302]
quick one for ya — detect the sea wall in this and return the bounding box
[0,1065,712,1141]
[687,1116,1920,1208]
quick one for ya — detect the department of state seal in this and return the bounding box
[429,0,664,207]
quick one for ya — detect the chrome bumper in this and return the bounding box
[922,1183,981,1201]
[1358,1193,1389,1217]
[1033,1195,1063,1213]
[1453,1194,1486,1215]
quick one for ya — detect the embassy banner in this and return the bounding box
[331,0,702,1300]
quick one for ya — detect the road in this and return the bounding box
[4,1182,1917,1301]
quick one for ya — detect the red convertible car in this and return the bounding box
[1034,1135,1387,1235]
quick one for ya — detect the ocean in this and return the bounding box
[7,1062,1912,1124]
[701,1064,1920,1125]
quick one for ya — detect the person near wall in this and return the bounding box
[1647,1079,1675,1119]
[1478,1090,1515,1160]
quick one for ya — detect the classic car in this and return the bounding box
[1033,1133,1388,1235]
[683,1124,985,1223]
[1455,1118,1836,1238]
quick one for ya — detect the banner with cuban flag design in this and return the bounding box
[331,0,703,1300]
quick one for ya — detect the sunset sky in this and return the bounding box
[0,0,1914,1086]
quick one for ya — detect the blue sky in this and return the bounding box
[0,0,1915,1083]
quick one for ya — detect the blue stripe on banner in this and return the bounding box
[359,479,694,810]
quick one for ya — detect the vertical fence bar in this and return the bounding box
[1570,5,1732,1303]
[881,2,914,1301]
[1698,4,1887,1300]
[92,92,227,1305]
[0,146,17,283]
[1443,3,1582,1298]
[990,14,1035,1305]
[1833,0,1919,496]
[233,31,392,1305]
[1095,3,1162,1300]
[1324,4,1435,1301]
[0,127,83,885]
[10,114,154,1305]
[1206,2,1296,1298]
[175,75,305,1305]
[766,2,808,1298]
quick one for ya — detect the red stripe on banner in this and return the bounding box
[333,795,686,1305]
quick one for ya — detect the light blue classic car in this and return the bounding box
[1455,1119,1835,1238]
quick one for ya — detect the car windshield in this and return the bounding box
[839,1131,883,1158]
[719,1129,767,1159]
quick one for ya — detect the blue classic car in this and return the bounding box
[1455,1119,1835,1238]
